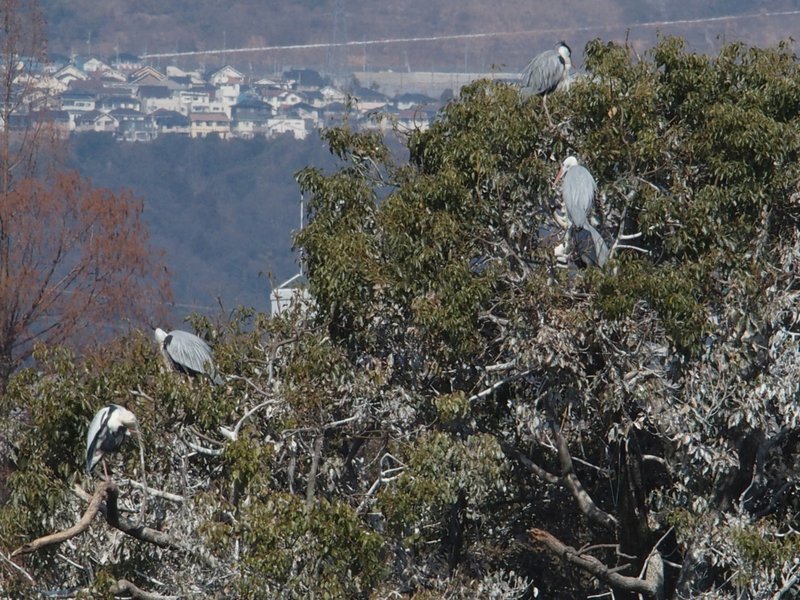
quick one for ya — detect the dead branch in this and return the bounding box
[12,480,112,557]
[530,528,663,598]
[110,578,179,600]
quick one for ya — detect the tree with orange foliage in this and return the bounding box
[0,172,172,387]
[0,0,172,389]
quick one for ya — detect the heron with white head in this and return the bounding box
[554,155,596,231]
[85,404,140,479]
[519,41,572,124]
[154,328,223,385]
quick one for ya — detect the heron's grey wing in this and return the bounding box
[563,165,596,230]
[86,406,112,473]
[520,50,564,96]
[165,330,217,377]
[583,223,610,267]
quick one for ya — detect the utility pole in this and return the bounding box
[329,0,347,81]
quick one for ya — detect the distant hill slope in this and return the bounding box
[42,0,796,75]
[69,132,336,318]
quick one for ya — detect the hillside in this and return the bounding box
[42,0,800,75]
[68,132,337,317]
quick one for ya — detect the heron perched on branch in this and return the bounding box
[572,224,610,268]
[85,404,139,479]
[519,41,572,124]
[554,155,595,231]
[154,328,223,385]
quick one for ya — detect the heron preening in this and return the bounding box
[519,41,572,124]
[85,404,139,479]
[554,155,595,231]
[154,328,223,385]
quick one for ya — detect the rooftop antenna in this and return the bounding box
[298,186,305,276]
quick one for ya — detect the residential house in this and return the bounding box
[128,65,166,86]
[283,68,325,90]
[394,92,437,110]
[270,273,312,316]
[351,87,389,112]
[7,109,71,135]
[60,90,97,112]
[270,90,304,111]
[319,85,347,104]
[215,82,241,108]
[138,85,177,113]
[33,110,71,136]
[254,76,288,89]
[53,64,89,86]
[177,88,213,114]
[115,109,156,141]
[81,57,111,73]
[189,112,230,138]
[287,102,319,123]
[44,53,71,74]
[267,116,308,139]
[320,101,348,123]
[395,108,434,132]
[231,95,272,138]
[74,110,118,133]
[97,95,141,112]
[208,65,244,86]
[303,90,325,108]
[150,109,190,135]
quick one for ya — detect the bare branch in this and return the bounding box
[219,398,283,441]
[12,480,112,557]
[530,528,663,598]
[551,424,617,530]
[120,479,185,503]
[501,442,560,484]
[468,369,534,403]
[109,579,179,600]
[306,435,324,506]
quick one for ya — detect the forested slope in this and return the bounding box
[69,132,336,315]
[1,37,799,598]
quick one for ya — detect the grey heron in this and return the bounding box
[554,155,595,231]
[154,328,223,385]
[85,404,139,479]
[519,41,572,124]
[573,223,609,268]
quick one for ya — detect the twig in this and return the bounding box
[219,399,283,441]
[183,439,223,457]
[468,368,534,403]
[0,550,36,583]
[119,479,185,503]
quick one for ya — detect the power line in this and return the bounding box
[141,9,800,59]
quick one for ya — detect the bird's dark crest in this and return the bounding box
[558,41,572,56]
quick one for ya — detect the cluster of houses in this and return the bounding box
[11,53,443,142]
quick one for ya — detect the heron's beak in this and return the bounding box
[554,166,566,186]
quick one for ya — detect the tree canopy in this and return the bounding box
[1,37,799,599]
